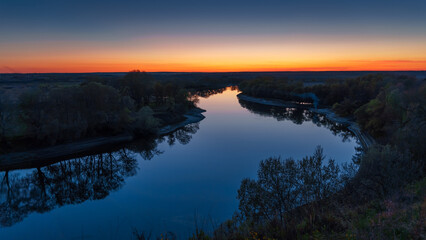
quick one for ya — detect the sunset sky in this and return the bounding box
[1,0,425,73]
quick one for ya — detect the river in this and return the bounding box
[0,87,359,239]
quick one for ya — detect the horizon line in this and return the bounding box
[1,69,426,74]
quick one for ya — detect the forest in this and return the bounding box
[0,70,206,152]
[203,74,425,239]
[0,72,424,239]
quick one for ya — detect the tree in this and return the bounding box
[0,96,13,140]
[119,70,154,107]
[237,146,341,227]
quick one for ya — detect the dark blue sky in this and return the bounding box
[2,0,425,41]
[1,0,425,72]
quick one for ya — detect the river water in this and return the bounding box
[0,87,359,239]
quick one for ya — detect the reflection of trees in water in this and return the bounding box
[0,123,200,227]
[160,123,200,146]
[195,88,226,98]
[238,99,355,142]
[194,86,239,98]
[0,150,136,227]
[125,137,164,161]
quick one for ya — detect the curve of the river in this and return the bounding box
[0,87,359,239]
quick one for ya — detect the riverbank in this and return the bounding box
[237,93,375,149]
[158,107,206,135]
[0,107,206,171]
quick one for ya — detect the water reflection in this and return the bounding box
[161,123,200,146]
[194,86,238,99]
[238,99,355,143]
[0,123,200,228]
[0,87,358,239]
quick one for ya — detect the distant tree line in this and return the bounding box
[238,77,306,103]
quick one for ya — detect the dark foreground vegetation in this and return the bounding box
[0,70,223,153]
[200,74,425,239]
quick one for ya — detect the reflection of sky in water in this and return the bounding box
[0,87,358,239]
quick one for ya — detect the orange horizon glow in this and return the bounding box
[1,35,426,73]
[2,60,425,74]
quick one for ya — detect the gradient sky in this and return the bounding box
[1,0,425,73]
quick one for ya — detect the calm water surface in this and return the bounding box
[0,87,359,239]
